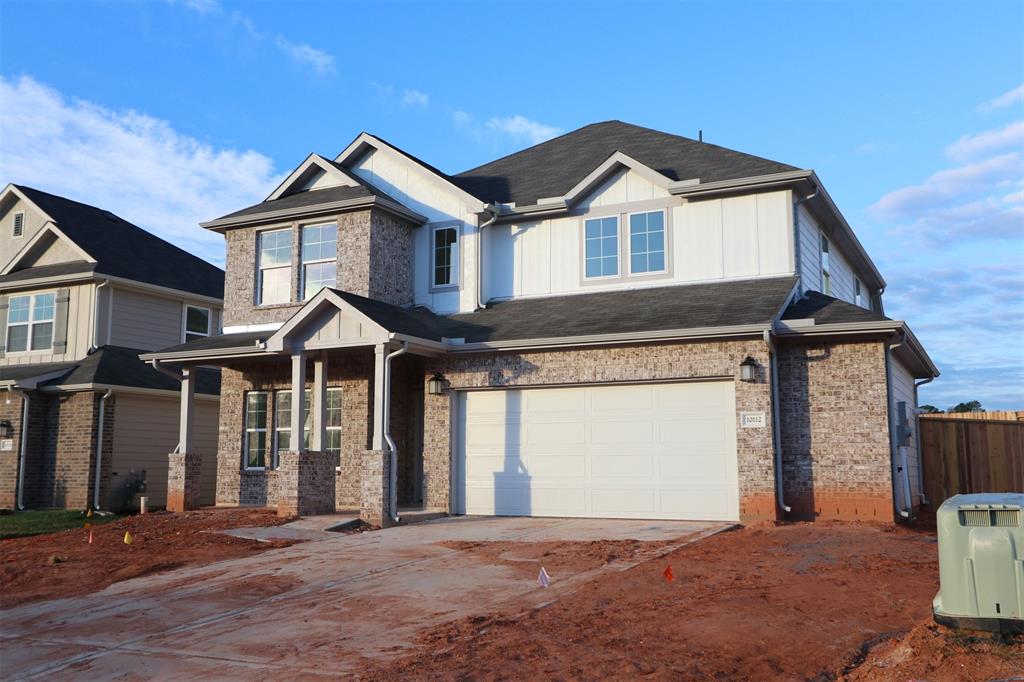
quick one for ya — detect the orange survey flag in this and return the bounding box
[663,565,674,582]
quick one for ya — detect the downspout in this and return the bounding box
[91,279,110,352]
[149,359,185,453]
[763,329,791,514]
[92,390,113,510]
[913,376,936,506]
[8,387,30,510]
[475,204,501,311]
[885,337,912,518]
[383,341,408,524]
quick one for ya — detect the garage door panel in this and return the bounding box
[459,381,739,521]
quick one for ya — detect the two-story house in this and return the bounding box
[145,121,937,526]
[0,185,224,511]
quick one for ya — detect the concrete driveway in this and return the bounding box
[1,516,723,680]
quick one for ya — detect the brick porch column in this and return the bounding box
[276,450,335,517]
[167,451,201,512]
[360,449,389,527]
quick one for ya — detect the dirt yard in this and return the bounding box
[368,523,1023,681]
[0,508,292,607]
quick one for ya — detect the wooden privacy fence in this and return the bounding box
[919,413,1024,508]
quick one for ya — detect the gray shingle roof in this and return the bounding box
[13,186,224,299]
[0,261,96,285]
[781,291,891,325]
[148,331,269,355]
[214,184,378,221]
[451,121,800,206]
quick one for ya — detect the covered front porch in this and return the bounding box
[152,289,448,526]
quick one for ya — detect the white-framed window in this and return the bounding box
[6,292,55,353]
[301,222,337,300]
[258,228,293,305]
[432,225,459,287]
[820,233,832,296]
[183,305,211,343]
[12,212,24,238]
[273,389,311,467]
[584,216,619,279]
[855,278,863,307]
[244,392,269,469]
[628,210,666,274]
[326,387,342,458]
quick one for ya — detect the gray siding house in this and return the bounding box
[0,185,223,511]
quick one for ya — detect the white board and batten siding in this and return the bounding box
[457,381,740,521]
[890,359,922,505]
[796,205,867,308]
[484,173,795,302]
[348,146,483,314]
[108,287,221,351]
[111,395,219,507]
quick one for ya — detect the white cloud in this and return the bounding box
[401,89,429,108]
[170,0,335,75]
[944,121,1024,161]
[0,75,282,266]
[485,115,562,145]
[978,83,1024,112]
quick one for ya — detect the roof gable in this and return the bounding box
[1,223,95,275]
[265,153,362,201]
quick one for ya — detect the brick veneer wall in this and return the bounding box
[0,396,23,508]
[422,340,778,522]
[777,340,894,521]
[222,208,415,327]
[167,451,202,512]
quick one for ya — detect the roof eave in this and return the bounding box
[200,195,428,231]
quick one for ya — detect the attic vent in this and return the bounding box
[993,510,1021,527]
[12,212,24,237]
[960,509,992,527]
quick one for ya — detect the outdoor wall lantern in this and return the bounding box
[739,357,758,383]
[427,373,449,395]
[0,420,12,438]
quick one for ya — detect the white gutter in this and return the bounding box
[763,329,791,514]
[8,387,30,510]
[200,195,428,231]
[913,376,936,505]
[92,389,113,510]
[91,278,110,352]
[475,205,500,310]
[885,337,913,519]
[382,342,408,524]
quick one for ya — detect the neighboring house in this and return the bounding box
[144,121,937,526]
[0,185,224,511]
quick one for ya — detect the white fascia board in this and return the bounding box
[668,170,814,198]
[38,383,220,400]
[334,132,487,211]
[1,185,56,224]
[265,153,359,202]
[1,368,75,390]
[0,223,97,275]
[223,322,283,334]
[102,275,224,306]
[0,269,97,291]
[561,151,679,208]
[139,345,268,362]
[200,195,427,231]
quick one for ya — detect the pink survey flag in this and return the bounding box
[538,566,551,588]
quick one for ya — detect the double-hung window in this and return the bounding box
[628,211,666,274]
[258,229,293,305]
[244,392,269,469]
[820,234,832,295]
[326,388,342,459]
[273,389,311,467]
[584,216,619,279]
[301,223,337,299]
[432,226,459,288]
[184,305,211,342]
[6,293,55,352]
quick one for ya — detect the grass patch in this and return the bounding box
[0,510,120,539]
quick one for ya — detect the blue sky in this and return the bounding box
[1,1,1022,409]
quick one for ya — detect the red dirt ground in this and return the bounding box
[366,523,1023,681]
[0,508,293,608]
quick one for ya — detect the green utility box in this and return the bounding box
[933,493,1024,634]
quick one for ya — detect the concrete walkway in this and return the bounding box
[1,517,723,680]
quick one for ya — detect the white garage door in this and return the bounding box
[456,381,739,521]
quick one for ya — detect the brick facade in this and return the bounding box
[0,396,23,509]
[167,451,202,512]
[223,208,414,328]
[777,340,894,521]
[275,450,336,517]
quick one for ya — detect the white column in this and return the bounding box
[311,352,327,452]
[372,344,386,451]
[179,368,195,453]
[291,352,306,454]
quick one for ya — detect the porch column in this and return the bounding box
[372,344,386,451]
[363,343,389,526]
[179,368,195,454]
[291,351,306,454]
[168,367,200,512]
[311,352,327,452]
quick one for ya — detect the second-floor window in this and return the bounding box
[6,293,54,353]
[628,211,666,274]
[820,233,832,296]
[432,226,459,288]
[301,223,337,300]
[258,229,293,305]
[584,216,619,279]
[184,305,211,342]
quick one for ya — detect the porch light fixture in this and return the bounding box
[427,373,449,396]
[0,420,11,438]
[739,357,758,383]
